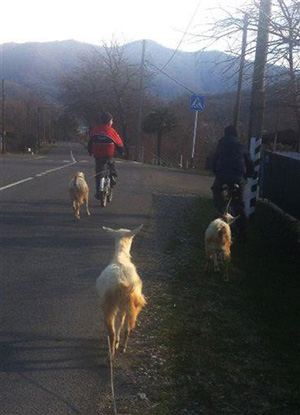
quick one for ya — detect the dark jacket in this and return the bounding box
[212,134,254,183]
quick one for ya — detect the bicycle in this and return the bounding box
[98,163,113,208]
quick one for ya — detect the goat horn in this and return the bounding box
[131,224,143,236]
[102,226,115,234]
[224,197,232,215]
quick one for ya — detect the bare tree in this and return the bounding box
[59,38,152,157]
[143,107,177,165]
[268,0,300,148]
[192,0,300,147]
[100,39,140,154]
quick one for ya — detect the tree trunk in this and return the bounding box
[156,131,163,165]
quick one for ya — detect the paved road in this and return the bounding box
[0,142,212,414]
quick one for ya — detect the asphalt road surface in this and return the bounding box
[0,141,212,414]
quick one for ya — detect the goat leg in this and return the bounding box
[106,316,116,360]
[85,197,91,217]
[120,327,130,353]
[116,312,127,352]
[213,253,220,272]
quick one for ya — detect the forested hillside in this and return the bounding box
[0,39,256,99]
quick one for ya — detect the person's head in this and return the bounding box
[101,111,113,125]
[224,125,238,137]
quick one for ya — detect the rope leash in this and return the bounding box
[88,169,109,179]
[224,196,232,215]
[107,336,118,415]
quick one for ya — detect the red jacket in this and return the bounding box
[88,124,124,158]
[89,124,124,147]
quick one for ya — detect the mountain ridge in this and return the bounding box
[0,39,282,100]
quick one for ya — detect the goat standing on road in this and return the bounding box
[204,213,237,281]
[69,171,91,222]
[96,225,146,360]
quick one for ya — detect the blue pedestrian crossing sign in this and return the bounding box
[190,95,205,111]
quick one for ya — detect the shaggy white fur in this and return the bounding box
[205,213,236,280]
[96,225,146,360]
[68,171,90,221]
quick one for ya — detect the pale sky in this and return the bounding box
[1,0,247,52]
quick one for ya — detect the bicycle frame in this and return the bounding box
[98,163,113,207]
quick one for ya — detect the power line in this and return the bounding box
[160,0,202,71]
[145,60,196,94]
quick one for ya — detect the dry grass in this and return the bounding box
[137,198,300,414]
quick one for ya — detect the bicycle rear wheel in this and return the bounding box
[100,191,107,207]
[107,187,113,203]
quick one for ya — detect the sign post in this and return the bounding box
[189,95,205,168]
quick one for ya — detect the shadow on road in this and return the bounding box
[0,331,107,373]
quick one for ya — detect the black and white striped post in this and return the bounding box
[245,136,261,218]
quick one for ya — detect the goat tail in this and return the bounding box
[128,290,146,330]
[218,224,231,243]
[101,282,143,311]
[131,290,147,309]
[218,225,232,257]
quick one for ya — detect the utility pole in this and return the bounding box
[135,39,146,162]
[191,111,199,169]
[247,0,272,148]
[1,79,5,154]
[37,106,41,149]
[246,0,272,218]
[24,99,31,152]
[233,13,249,129]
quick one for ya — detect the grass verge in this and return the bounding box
[147,197,300,414]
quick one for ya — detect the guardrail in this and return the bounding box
[260,151,300,220]
[133,146,182,168]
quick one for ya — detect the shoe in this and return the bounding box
[110,176,117,186]
[95,193,101,200]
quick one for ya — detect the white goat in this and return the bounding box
[204,213,237,280]
[69,171,90,222]
[96,225,146,360]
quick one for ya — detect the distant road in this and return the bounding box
[0,141,212,414]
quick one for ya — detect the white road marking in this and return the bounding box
[70,150,76,163]
[0,177,34,191]
[1,152,77,191]
[35,161,77,177]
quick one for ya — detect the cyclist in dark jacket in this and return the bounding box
[211,125,254,241]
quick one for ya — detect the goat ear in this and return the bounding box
[102,226,116,235]
[228,215,240,225]
[130,224,143,237]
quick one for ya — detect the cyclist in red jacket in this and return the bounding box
[88,112,124,199]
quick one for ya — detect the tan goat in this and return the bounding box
[204,213,236,280]
[96,225,146,360]
[69,171,90,221]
